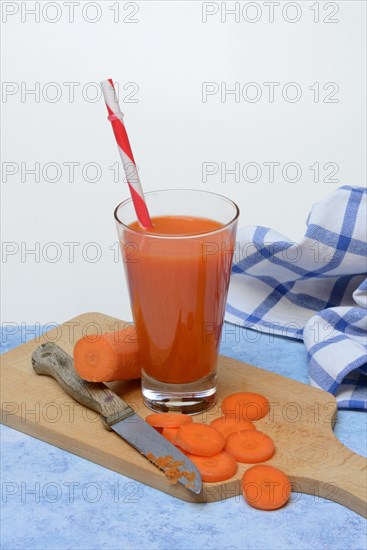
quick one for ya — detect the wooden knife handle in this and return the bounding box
[31,342,135,429]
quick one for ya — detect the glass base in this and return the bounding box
[142,370,217,414]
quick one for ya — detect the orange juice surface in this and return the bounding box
[124,215,235,384]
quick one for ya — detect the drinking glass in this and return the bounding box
[115,189,239,413]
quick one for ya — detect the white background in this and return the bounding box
[1,0,366,325]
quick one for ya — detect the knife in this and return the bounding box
[31,342,202,494]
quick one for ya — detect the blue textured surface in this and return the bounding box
[1,324,366,550]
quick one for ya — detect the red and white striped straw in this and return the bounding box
[100,78,152,229]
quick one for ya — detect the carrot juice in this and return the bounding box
[124,215,235,384]
[115,189,239,412]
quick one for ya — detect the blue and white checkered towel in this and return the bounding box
[225,186,367,409]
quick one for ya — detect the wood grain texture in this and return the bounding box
[31,343,135,428]
[1,312,366,516]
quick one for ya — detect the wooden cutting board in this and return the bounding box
[1,313,366,517]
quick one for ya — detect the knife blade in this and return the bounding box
[31,342,202,494]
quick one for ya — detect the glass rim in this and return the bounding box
[114,189,240,239]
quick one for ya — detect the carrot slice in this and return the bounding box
[221,392,270,421]
[225,430,275,463]
[210,417,256,439]
[73,326,140,382]
[176,423,225,456]
[184,451,237,482]
[162,427,179,444]
[145,413,192,429]
[242,465,291,510]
